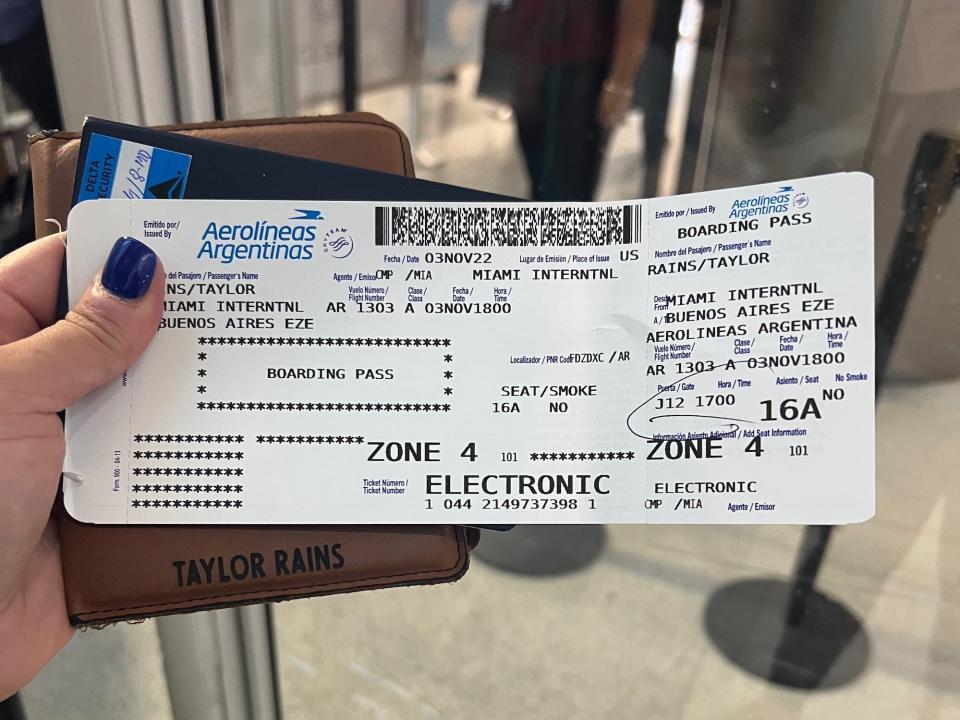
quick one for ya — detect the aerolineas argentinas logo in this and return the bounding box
[196,209,324,264]
[728,185,807,220]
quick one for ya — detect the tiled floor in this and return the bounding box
[19,76,960,719]
[21,620,171,719]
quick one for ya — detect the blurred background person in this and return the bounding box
[0,0,62,258]
[0,0,62,130]
[479,0,655,201]
[633,0,682,197]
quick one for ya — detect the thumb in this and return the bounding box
[0,237,164,413]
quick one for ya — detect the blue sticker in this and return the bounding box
[76,133,122,201]
[76,133,191,202]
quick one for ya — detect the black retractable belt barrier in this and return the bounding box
[706,131,960,690]
[0,694,27,720]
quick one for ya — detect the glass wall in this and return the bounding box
[210,0,959,717]
[4,0,958,717]
[204,0,960,715]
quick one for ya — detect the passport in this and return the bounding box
[72,117,511,205]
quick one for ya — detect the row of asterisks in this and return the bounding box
[132,499,242,508]
[132,467,243,476]
[131,484,243,493]
[256,435,363,444]
[530,451,637,461]
[197,336,451,347]
[196,353,454,397]
[133,434,244,443]
[133,451,243,459]
[197,401,451,412]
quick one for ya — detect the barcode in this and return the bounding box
[374,205,641,247]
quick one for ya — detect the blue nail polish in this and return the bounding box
[102,237,157,300]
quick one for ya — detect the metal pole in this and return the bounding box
[340,0,358,112]
[157,605,281,720]
[167,0,218,122]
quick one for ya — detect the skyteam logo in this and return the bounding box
[728,184,800,220]
[289,209,325,221]
[323,227,354,259]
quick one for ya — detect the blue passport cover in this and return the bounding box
[71,117,511,205]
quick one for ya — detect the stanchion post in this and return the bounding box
[783,132,960,626]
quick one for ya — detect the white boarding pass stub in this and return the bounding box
[64,172,875,524]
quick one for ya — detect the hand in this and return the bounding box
[0,234,163,698]
[596,80,634,129]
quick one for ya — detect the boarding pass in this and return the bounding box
[63,172,875,524]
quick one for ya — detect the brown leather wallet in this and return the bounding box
[29,113,475,626]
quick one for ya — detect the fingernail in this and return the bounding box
[101,237,157,300]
